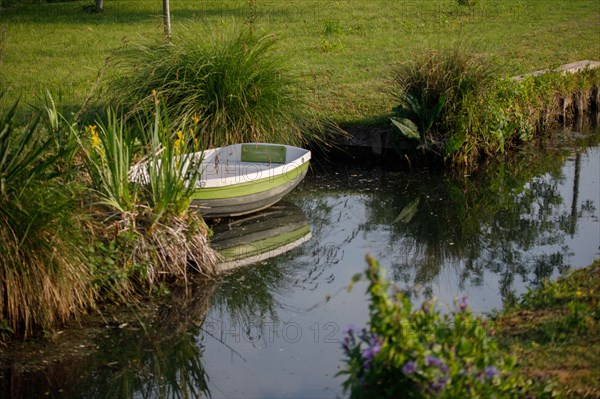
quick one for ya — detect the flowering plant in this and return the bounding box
[338,255,559,398]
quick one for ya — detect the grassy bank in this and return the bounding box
[495,259,600,398]
[388,53,600,169]
[1,0,599,123]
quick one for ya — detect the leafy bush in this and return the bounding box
[452,68,599,169]
[0,97,96,335]
[108,29,325,147]
[338,255,559,398]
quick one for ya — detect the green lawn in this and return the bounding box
[1,0,599,123]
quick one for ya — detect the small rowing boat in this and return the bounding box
[130,143,311,218]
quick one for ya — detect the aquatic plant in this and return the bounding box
[338,255,559,398]
[107,28,328,147]
[0,97,96,335]
[83,103,218,290]
[85,110,137,213]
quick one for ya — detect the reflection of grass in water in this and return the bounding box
[285,130,599,306]
[356,135,599,302]
[77,283,216,398]
[210,262,292,329]
[78,325,210,399]
[0,283,215,398]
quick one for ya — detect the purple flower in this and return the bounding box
[342,323,358,335]
[368,334,381,347]
[340,336,352,355]
[402,361,418,375]
[361,342,381,361]
[361,334,382,370]
[439,362,449,374]
[428,378,447,393]
[456,296,469,312]
[425,355,444,368]
[484,366,500,380]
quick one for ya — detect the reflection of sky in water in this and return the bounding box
[201,144,600,398]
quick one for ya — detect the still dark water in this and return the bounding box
[2,132,599,398]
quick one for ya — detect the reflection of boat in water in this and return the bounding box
[210,203,311,271]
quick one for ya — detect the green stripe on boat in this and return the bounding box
[191,161,309,200]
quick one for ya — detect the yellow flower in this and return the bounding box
[193,114,200,124]
[174,130,184,154]
[576,290,583,297]
[89,125,100,149]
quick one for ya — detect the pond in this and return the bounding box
[1,129,599,398]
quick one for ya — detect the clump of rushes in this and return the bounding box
[338,255,559,398]
[83,102,218,293]
[108,28,327,147]
[389,47,495,158]
[0,97,96,336]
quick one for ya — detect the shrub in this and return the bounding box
[0,97,96,336]
[338,255,559,398]
[107,28,325,147]
[451,68,599,169]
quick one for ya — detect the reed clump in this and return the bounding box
[84,106,220,295]
[389,47,496,158]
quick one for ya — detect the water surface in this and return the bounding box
[2,132,599,399]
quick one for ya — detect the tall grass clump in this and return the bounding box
[389,47,496,158]
[0,97,96,336]
[107,28,325,147]
[338,255,559,398]
[84,104,218,292]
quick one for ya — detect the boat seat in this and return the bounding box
[241,144,286,164]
